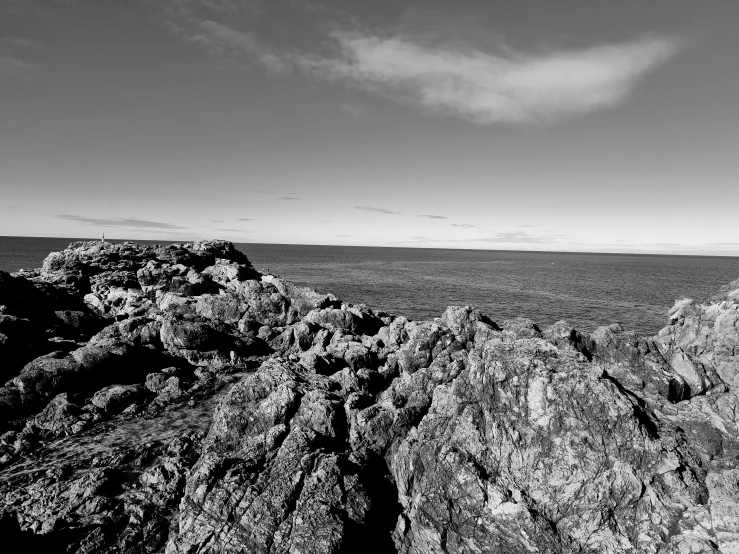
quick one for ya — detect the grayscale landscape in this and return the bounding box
[1,1,738,552]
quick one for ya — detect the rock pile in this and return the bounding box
[1,240,738,553]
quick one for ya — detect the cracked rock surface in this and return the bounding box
[1,240,738,553]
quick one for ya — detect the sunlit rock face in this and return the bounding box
[1,240,738,554]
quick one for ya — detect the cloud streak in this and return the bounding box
[302,33,683,124]
[419,214,446,219]
[160,3,683,124]
[0,34,39,75]
[0,55,36,74]
[57,215,186,229]
[354,206,400,215]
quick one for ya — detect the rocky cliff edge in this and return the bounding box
[0,240,737,554]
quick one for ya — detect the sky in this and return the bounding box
[1,0,738,255]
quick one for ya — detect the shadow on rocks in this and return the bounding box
[0,510,86,554]
[341,453,401,554]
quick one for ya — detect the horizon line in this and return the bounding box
[1,234,738,260]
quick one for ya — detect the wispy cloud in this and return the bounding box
[243,190,274,194]
[281,195,300,201]
[302,33,683,124]
[1,38,39,49]
[452,223,476,228]
[166,13,292,74]
[215,228,251,232]
[160,3,683,124]
[0,35,40,75]
[237,218,253,221]
[57,215,186,229]
[419,214,446,219]
[210,219,225,222]
[0,56,35,74]
[354,206,400,215]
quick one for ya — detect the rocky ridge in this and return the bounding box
[0,240,737,553]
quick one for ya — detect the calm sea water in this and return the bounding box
[2,236,738,335]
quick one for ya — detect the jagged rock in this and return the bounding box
[202,258,259,286]
[167,359,390,554]
[90,384,148,414]
[137,260,190,294]
[304,305,383,336]
[34,393,83,434]
[234,276,339,328]
[159,313,268,367]
[391,337,708,553]
[91,316,163,348]
[439,305,498,343]
[195,293,246,324]
[145,372,168,392]
[657,281,739,390]
[542,319,595,358]
[2,240,739,554]
[390,321,461,375]
[501,316,543,340]
[12,352,84,402]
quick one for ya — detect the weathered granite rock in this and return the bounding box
[657,280,739,390]
[167,359,394,554]
[90,384,148,414]
[34,393,84,434]
[1,240,738,554]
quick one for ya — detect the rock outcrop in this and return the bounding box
[1,240,738,553]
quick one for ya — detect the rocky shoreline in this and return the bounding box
[0,239,737,553]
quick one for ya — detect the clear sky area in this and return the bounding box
[1,0,738,255]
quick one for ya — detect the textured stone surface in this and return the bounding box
[1,240,738,553]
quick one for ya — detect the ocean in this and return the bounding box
[2,236,738,335]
